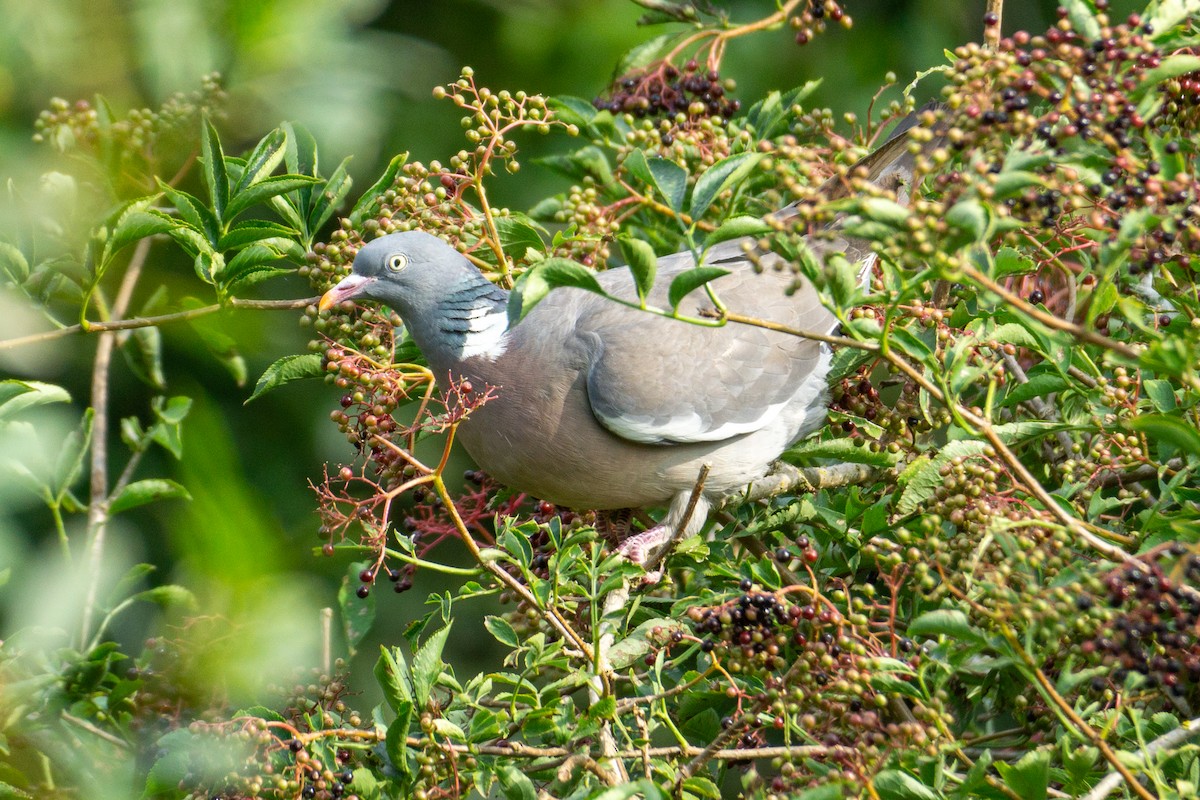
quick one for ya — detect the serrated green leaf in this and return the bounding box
[945,198,989,242]
[993,246,1035,278]
[0,380,71,422]
[221,244,290,292]
[350,153,408,224]
[999,372,1069,408]
[896,440,989,515]
[497,764,536,800]
[873,771,940,800]
[625,149,688,212]
[384,700,413,768]
[109,478,191,514]
[411,623,452,707]
[492,216,546,263]
[1129,413,1200,457]
[104,201,179,264]
[1144,379,1176,412]
[784,437,897,467]
[225,175,321,220]
[246,354,324,403]
[50,408,92,499]
[546,95,598,128]
[484,615,520,648]
[995,749,1049,800]
[375,646,412,713]
[157,182,220,246]
[309,156,354,235]
[689,152,761,219]
[233,128,287,194]
[121,325,166,390]
[508,257,606,325]
[340,563,376,656]
[217,220,298,251]
[908,609,986,646]
[201,117,229,223]
[0,241,30,284]
[619,237,657,306]
[668,266,729,309]
[704,215,771,247]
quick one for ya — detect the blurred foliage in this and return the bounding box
[4,0,1199,799]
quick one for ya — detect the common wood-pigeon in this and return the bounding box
[320,122,924,564]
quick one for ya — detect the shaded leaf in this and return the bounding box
[224,175,321,220]
[1129,413,1200,457]
[350,153,408,224]
[410,624,452,707]
[873,770,940,800]
[0,380,71,423]
[625,149,688,212]
[109,479,191,514]
[51,409,93,498]
[340,563,376,656]
[200,117,229,223]
[246,354,324,403]
[374,646,412,713]
[689,152,761,219]
[668,266,729,309]
[619,237,657,306]
[508,257,606,325]
[995,750,1049,800]
[908,609,986,646]
[496,764,536,800]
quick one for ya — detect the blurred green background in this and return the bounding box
[0,0,1084,705]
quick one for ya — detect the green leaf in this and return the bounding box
[121,325,166,390]
[856,196,912,227]
[704,215,772,247]
[508,257,606,325]
[1133,53,1200,102]
[784,437,897,467]
[374,646,413,713]
[1129,413,1200,457]
[535,145,613,184]
[339,563,376,656]
[668,266,729,310]
[51,409,93,498]
[999,372,1069,408]
[104,201,179,264]
[350,153,408,224]
[411,624,452,707]
[221,244,291,292]
[217,220,298,251]
[109,479,191,514]
[945,198,990,242]
[496,764,536,800]
[619,237,657,306]
[993,246,1035,278]
[484,615,520,648]
[309,156,354,235]
[873,770,940,800]
[233,128,287,194]
[591,780,665,800]
[384,700,413,768]
[689,152,761,219]
[0,380,71,422]
[995,750,1049,800]
[0,241,30,284]
[246,354,324,403]
[546,95,597,128]
[224,175,321,220]
[200,117,229,223]
[896,440,989,515]
[492,216,546,262]
[156,182,220,246]
[132,584,198,611]
[908,609,986,646]
[1144,379,1177,412]
[624,149,688,213]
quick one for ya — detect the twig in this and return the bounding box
[984,0,1004,51]
[0,296,317,351]
[1081,716,1200,800]
[642,463,710,573]
[79,237,152,645]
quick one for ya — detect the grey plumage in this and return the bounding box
[321,119,925,563]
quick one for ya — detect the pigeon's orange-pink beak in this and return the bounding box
[318,274,373,312]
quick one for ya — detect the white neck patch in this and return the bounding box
[456,309,509,360]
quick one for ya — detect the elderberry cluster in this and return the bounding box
[1082,548,1200,704]
[593,61,740,120]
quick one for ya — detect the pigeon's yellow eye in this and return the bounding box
[386,253,408,272]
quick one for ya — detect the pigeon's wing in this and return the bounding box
[578,244,834,445]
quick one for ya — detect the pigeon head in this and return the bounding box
[318,231,484,318]
[318,230,511,366]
